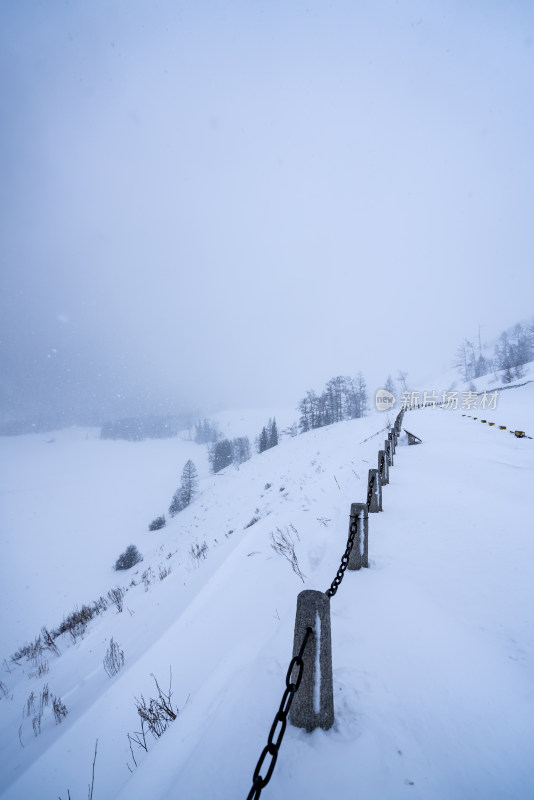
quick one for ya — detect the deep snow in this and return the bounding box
[1,378,533,799]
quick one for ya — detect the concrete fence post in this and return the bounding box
[347,503,369,570]
[289,590,334,732]
[367,468,382,512]
[378,449,389,485]
[389,431,396,456]
[385,439,393,468]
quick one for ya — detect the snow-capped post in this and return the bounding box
[289,590,334,732]
[347,503,369,570]
[378,449,389,485]
[385,438,393,468]
[388,430,396,456]
[406,430,422,446]
[368,468,382,512]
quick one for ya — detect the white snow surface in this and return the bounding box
[1,384,533,799]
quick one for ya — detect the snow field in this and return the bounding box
[0,382,533,799]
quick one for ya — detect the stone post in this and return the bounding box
[388,431,396,456]
[378,449,389,485]
[367,468,382,512]
[347,503,369,570]
[289,590,334,731]
[385,439,393,468]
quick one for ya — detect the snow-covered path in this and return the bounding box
[180,405,534,800]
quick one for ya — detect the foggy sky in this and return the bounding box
[1,0,534,425]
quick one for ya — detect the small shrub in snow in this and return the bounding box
[24,685,51,737]
[149,515,166,531]
[52,695,68,724]
[24,690,36,719]
[158,564,171,580]
[41,626,60,656]
[270,526,306,582]
[189,541,208,564]
[103,638,125,677]
[134,671,177,740]
[244,515,260,529]
[11,636,45,667]
[0,681,8,699]
[54,598,108,643]
[29,655,49,679]
[114,545,143,571]
[108,586,125,613]
[141,566,155,591]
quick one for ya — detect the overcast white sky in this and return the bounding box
[1,0,533,424]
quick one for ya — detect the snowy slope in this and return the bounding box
[1,383,533,799]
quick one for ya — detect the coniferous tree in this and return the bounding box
[269,418,278,448]
[232,436,251,465]
[297,372,368,433]
[194,419,219,444]
[169,460,198,515]
[257,427,269,453]
[455,339,475,382]
[495,332,513,383]
[298,390,318,433]
[209,439,233,473]
[354,372,368,418]
[180,459,198,506]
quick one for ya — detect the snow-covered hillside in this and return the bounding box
[1,381,533,799]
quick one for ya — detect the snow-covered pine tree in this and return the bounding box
[169,459,199,515]
[268,418,278,448]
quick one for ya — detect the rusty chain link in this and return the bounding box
[245,626,313,800]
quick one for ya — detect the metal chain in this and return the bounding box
[245,626,313,800]
[325,518,358,598]
[366,473,375,512]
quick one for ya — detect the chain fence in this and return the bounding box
[244,410,404,799]
[245,626,313,800]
